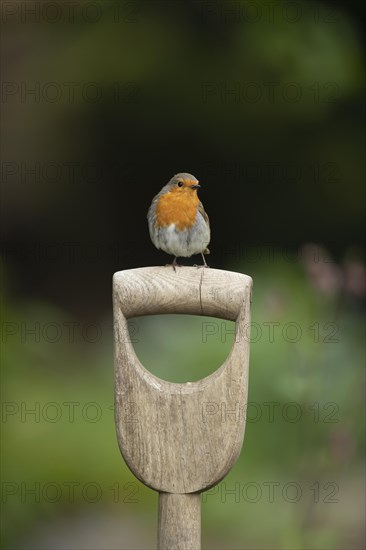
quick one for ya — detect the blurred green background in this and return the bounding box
[1,1,365,549]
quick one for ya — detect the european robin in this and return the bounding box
[147,173,210,269]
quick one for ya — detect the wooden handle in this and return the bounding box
[158,493,201,550]
[113,266,252,321]
[114,266,252,494]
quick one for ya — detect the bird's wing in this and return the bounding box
[198,201,210,228]
[150,192,160,207]
[147,192,161,223]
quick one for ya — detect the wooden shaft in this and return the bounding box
[158,493,201,550]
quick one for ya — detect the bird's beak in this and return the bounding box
[191,184,200,189]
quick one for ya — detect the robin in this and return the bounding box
[147,173,210,269]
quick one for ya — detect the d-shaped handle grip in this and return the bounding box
[113,266,252,321]
[113,266,252,494]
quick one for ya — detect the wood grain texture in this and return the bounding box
[113,266,252,494]
[113,266,251,320]
[158,493,201,550]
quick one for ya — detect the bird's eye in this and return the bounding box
[177,181,183,187]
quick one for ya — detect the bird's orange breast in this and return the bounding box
[156,190,199,230]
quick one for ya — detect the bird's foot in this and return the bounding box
[165,257,180,271]
[193,263,210,268]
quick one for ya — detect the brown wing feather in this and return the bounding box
[198,201,210,228]
[198,201,210,254]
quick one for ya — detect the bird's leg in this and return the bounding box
[201,252,209,268]
[165,257,180,271]
[194,253,210,268]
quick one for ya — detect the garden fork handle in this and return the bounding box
[113,266,253,550]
